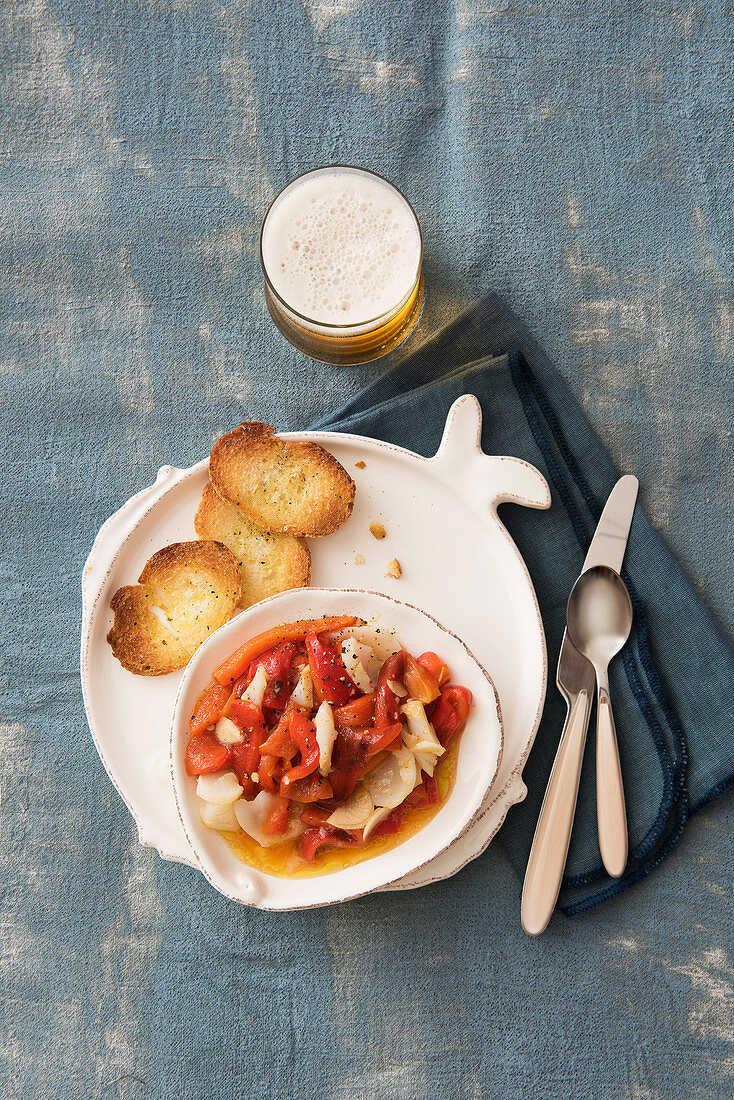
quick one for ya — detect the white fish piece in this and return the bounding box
[401,698,444,756]
[327,626,401,677]
[339,638,375,693]
[196,770,243,805]
[327,784,374,829]
[314,701,338,775]
[362,806,394,841]
[290,666,314,710]
[364,749,417,808]
[200,800,240,832]
[413,750,438,777]
[233,791,303,848]
[215,715,243,745]
[242,665,268,706]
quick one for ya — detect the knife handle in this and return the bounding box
[596,680,628,878]
[521,688,592,936]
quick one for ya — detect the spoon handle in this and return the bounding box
[521,687,592,935]
[596,673,628,878]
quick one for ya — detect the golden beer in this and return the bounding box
[260,167,424,365]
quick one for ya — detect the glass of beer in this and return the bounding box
[259,166,424,365]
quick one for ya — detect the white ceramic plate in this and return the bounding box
[80,394,550,894]
[171,588,503,909]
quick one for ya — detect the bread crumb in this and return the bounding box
[370,522,386,540]
[355,461,366,469]
[354,553,365,565]
[385,558,402,579]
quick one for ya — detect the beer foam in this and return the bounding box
[261,168,421,326]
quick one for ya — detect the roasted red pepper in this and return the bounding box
[305,632,361,706]
[263,796,291,836]
[403,653,440,704]
[260,708,298,765]
[257,752,281,793]
[328,727,371,800]
[188,683,231,737]
[228,698,268,798]
[334,692,376,729]
[370,803,407,840]
[185,731,231,776]
[416,651,451,688]
[297,826,359,863]
[247,642,296,711]
[280,710,320,790]
[362,721,403,756]
[374,650,406,727]
[407,775,440,809]
[430,686,473,745]
[283,773,333,802]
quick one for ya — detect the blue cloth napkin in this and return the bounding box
[312,293,734,915]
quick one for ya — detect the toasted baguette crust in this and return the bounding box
[107,540,243,676]
[194,482,311,608]
[209,422,355,537]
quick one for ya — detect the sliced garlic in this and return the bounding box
[290,666,314,710]
[387,678,408,698]
[364,749,417,808]
[233,791,303,848]
[242,665,268,707]
[314,700,338,776]
[215,715,243,745]
[196,770,243,805]
[327,784,374,829]
[199,800,240,832]
[362,806,393,841]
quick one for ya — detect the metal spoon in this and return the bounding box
[566,565,633,878]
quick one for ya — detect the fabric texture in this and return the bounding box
[3,1,734,1098]
[313,293,734,914]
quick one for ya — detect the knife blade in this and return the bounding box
[521,474,638,935]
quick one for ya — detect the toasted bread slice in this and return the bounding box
[209,422,355,537]
[194,482,311,607]
[107,540,243,675]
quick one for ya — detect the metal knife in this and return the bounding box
[521,474,639,935]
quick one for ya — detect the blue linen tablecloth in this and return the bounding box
[3,2,733,1098]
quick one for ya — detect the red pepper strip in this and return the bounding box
[328,727,371,801]
[297,826,360,863]
[257,753,281,794]
[185,731,231,776]
[370,803,407,840]
[263,796,291,836]
[299,805,333,827]
[228,699,268,799]
[361,722,403,757]
[403,653,441,704]
[188,683,231,737]
[333,693,376,729]
[213,616,359,686]
[248,642,295,711]
[407,775,440,809]
[305,632,361,706]
[280,710,320,790]
[374,651,406,727]
[416,651,451,688]
[430,686,473,746]
[260,709,298,765]
[282,773,333,803]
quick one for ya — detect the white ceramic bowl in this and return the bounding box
[170,587,504,909]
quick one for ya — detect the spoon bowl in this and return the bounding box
[566,566,633,666]
[567,565,633,878]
